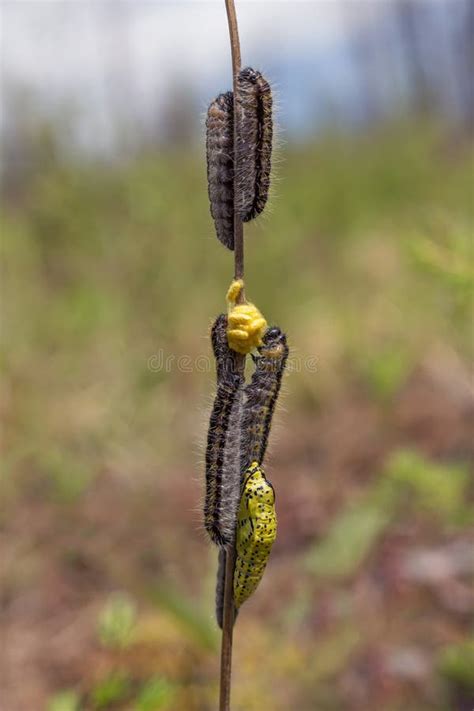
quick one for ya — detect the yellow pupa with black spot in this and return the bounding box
[233,462,277,609]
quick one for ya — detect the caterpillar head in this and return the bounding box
[257,326,288,362]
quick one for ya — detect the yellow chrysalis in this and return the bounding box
[233,462,277,609]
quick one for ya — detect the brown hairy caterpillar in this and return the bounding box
[240,326,288,472]
[204,314,244,546]
[233,462,277,609]
[235,68,273,222]
[206,92,235,250]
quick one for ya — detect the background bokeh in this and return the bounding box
[1,1,473,710]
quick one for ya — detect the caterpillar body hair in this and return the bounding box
[241,326,288,472]
[204,314,243,546]
[233,462,277,609]
[206,68,273,247]
[206,92,234,250]
[235,67,273,222]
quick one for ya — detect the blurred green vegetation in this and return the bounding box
[439,639,474,696]
[47,691,81,711]
[306,449,471,579]
[90,672,132,709]
[2,123,472,488]
[1,121,473,710]
[98,593,137,650]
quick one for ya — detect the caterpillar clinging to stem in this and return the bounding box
[236,68,273,222]
[206,93,235,250]
[204,314,244,547]
[241,326,289,472]
[206,68,273,250]
[214,321,288,626]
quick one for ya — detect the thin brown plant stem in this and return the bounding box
[219,2,244,711]
[225,0,244,293]
[219,545,236,711]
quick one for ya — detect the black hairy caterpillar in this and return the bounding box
[235,68,273,222]
[206,92,235,250]
[205,69,273,249]
[240,326,288,472]
[215,325,288,626]
[204,314,244,546]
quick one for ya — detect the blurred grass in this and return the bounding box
[2,122,472,488]
[1,120,473,711]
[305,449,471,579]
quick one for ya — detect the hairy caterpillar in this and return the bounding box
[204,314,244,546]
[215,325,288,626]
[233,462,277,609]
[235,68,273,222]
[241,326,289,472]
[205,68,273,249]
[206,92,234,250]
